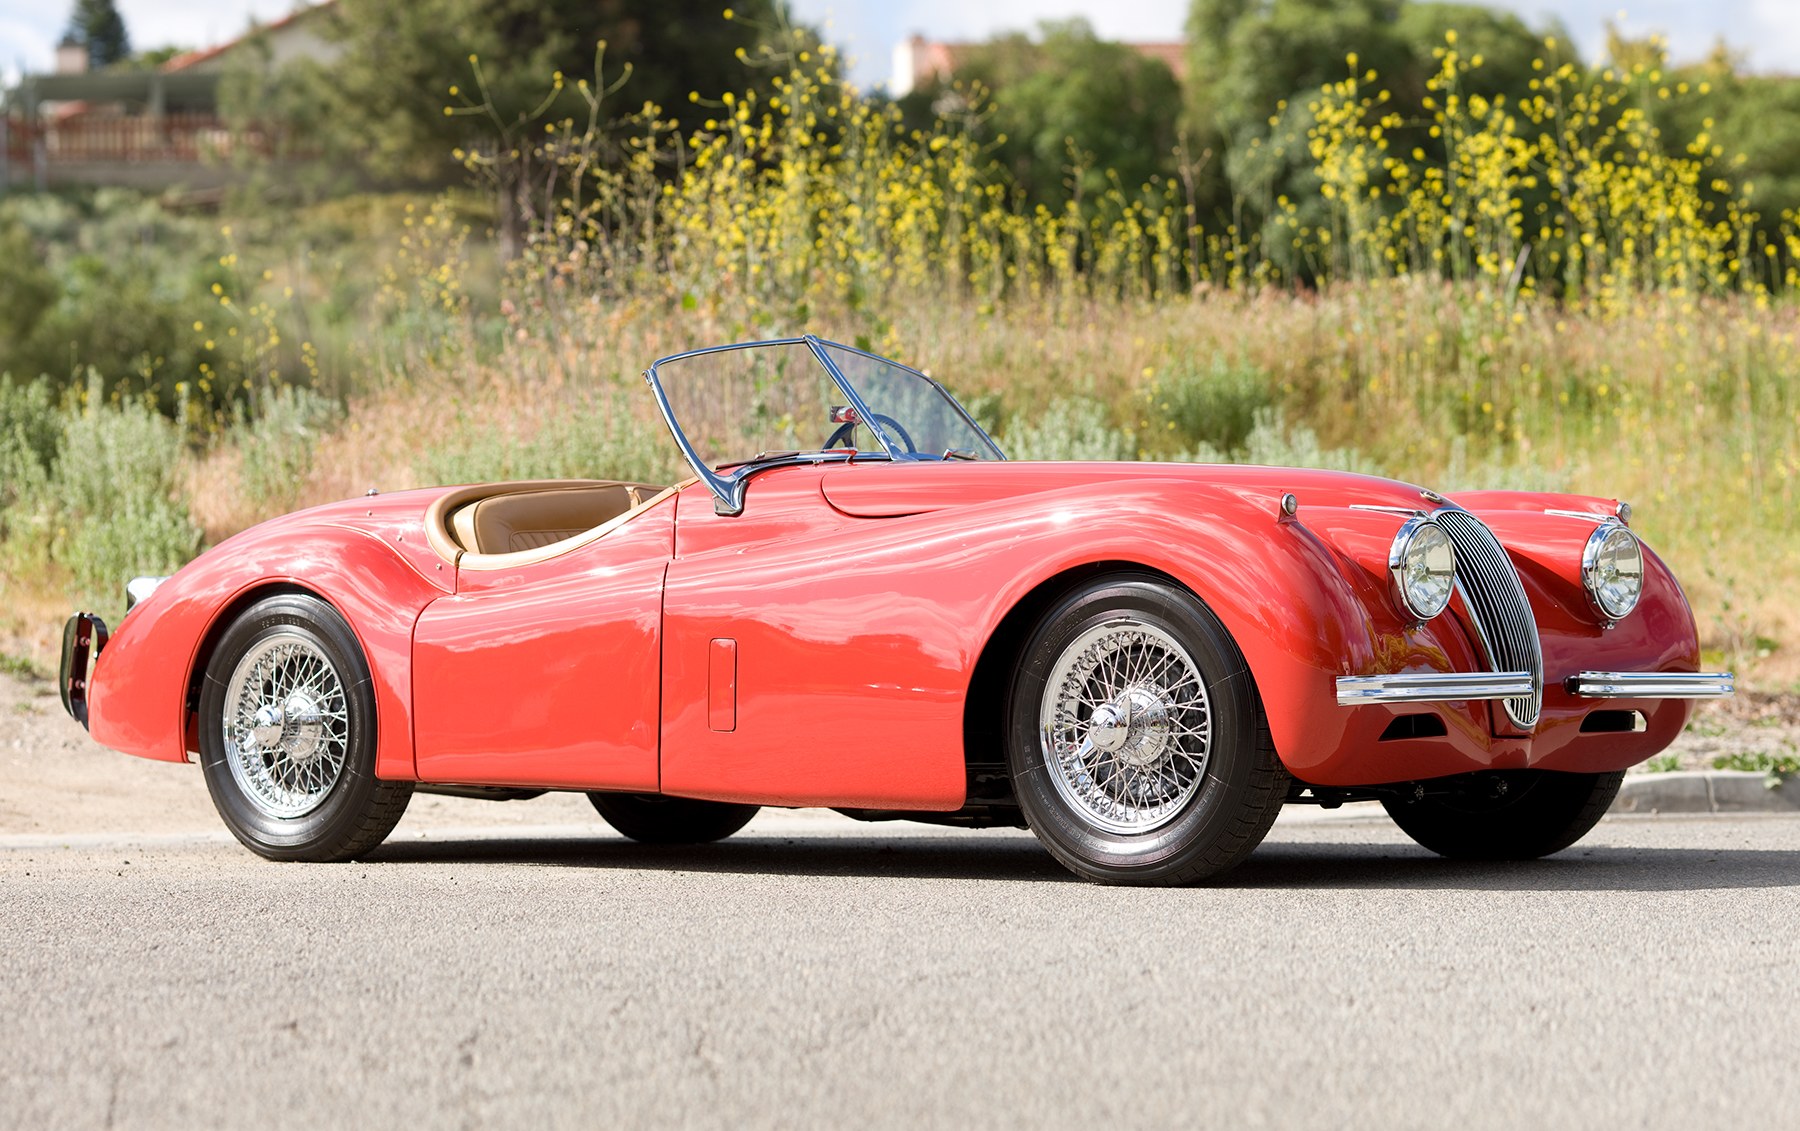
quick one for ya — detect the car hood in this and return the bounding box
[819,460,1444,518]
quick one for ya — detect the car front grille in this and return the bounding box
[1434,507,1544,729]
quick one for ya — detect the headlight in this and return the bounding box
[1389,517,1457,622]
[1582,522,1643,620]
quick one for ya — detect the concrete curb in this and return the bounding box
[1612,770,1799,814]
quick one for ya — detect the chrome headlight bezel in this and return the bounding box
[1389,517,1457,623]
[1581,521,1644,621]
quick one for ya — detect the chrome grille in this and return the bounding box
[1434,507,1543,729]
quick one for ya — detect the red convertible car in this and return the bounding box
[61,336,1732,883]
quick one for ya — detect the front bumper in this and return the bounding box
[59,612,110,729]
[1336,671,1535,706]
[1336,668,1735,706]
[1565,671,1735,698]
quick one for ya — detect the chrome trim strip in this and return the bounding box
[1336,671,1536,706]
[1566,671,1736,699]
[1348,504,1427,517]
[1544,508,1616,522]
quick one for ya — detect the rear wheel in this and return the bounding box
[1007,574,1287,885]
[587,793,759,844]
[1381,770,1625,860]
[198,594,411,861]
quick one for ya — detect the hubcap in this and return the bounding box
[1039,617,1212,834]
[222,633,350,819]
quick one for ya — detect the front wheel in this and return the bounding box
[1007,574,1288,885]
[1381,770,1625,860]
[587,793,760,844]
[198,594,412,861]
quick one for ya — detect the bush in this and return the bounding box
[1144,357,1274,457]
[0,377,59,519]
[233,385,344,516]
[42,376,202,592]
[1183,408,1376,473]
[1001,397,1136,461]
[419,386,682,486]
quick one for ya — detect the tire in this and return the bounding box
[1381,770,1625,860]
[198,594,412,862]
[1007,574,1288,885]
[587,793,760,844]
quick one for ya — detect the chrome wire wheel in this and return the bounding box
[221,631,351,819]
[1038,616,1212,835]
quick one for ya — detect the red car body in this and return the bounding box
[83,458,1702,808]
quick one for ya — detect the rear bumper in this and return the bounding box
[1565,671,1735,699]
[59,612,110,729]
[1335,671,1535,706]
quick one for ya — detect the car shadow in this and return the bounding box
[363,831,1800,893]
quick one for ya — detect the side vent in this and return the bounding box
[1580,710,1646,734]
[1379,714,1449,741]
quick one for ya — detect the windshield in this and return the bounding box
[646,336,1004,514]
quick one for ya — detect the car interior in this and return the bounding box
[425,480,677,569]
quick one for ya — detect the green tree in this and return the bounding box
[909,20,1184,208]
[294,0,791,180]
[63,0,131,69]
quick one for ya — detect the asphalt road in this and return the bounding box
[2,808,1796,1130]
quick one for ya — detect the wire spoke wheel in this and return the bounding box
[200,594,411,862]
[221,631,351,819]
[1008,575,1286,885]
[1039,617,1212,835]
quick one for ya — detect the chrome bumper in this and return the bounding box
[1336,671,1535,706]
[1565,671,1735,699]
[59,612,110,730]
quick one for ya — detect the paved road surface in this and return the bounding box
[3,808,1795,1130]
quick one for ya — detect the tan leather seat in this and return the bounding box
[424,480,673,568]
[449,484,645,555]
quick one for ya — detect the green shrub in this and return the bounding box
[419,386,682,486]
[1145,357,1274,457]
[1183,408,1376,473]
[0,377,59,518]
[1001,397,1136,461]
[233,385,344,516]
[42,376,202,592]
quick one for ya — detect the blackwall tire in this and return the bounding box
[1007,574,1287,885]
[587,793,760,844]
[198,594,411,861]
[1381,770,1625,860]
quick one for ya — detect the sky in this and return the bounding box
[3,0,1799,89]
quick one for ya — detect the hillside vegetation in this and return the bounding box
[1,34,1795,687]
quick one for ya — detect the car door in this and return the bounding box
[410,498,674,790]
[657,472,972,811]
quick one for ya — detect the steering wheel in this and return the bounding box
[824,412,917,456]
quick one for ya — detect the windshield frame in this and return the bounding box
[643,334,1005,516]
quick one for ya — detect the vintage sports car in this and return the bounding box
[61,336,1733,884]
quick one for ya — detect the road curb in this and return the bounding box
[1612,770,1799,814]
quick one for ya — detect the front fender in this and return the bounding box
[958,482,1480,780]
[88,522,447,780]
